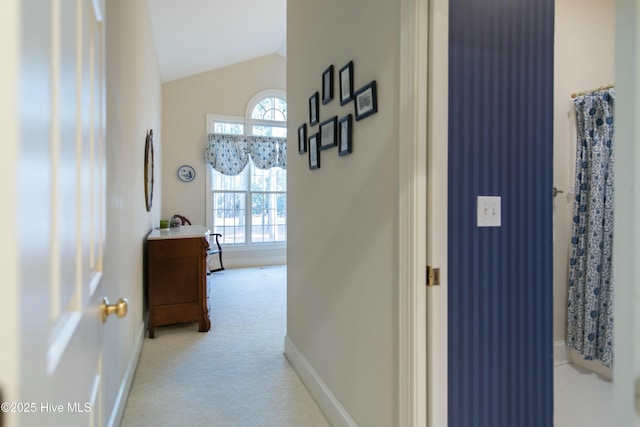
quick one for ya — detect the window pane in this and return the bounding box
[276,193,286,217]
[214,122,244,135]
[276,193,287,242]
[212,192,246,244]
[276,223,287,241]
[212,168,247,191]
[252,193,265,216]
[274,168,286,191]
[251,167,268,192]
[275,98,287,119]
[252,124,287,137]
[251,97,287,122]
[250,165,286,192]
[250,192,286,243]
[252,98,271,120]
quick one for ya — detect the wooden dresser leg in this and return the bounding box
[198,316,211,332]
[148,326,155,339]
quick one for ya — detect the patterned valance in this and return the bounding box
[204,134,287,176]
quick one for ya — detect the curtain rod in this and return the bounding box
[571,84,614,99]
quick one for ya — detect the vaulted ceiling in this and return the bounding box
[147,0,286,82]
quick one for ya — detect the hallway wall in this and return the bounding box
[105,0,162,424]
[286,0,400,425]
[553,0,615,348]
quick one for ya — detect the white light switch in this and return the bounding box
[477,196,501,227]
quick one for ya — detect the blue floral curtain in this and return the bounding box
[204,134,287,175]
[567,88,615,368]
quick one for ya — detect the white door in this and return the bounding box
[0,1,121,426]
[613,0,640,425]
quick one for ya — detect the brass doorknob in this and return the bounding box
[101,297,128,323]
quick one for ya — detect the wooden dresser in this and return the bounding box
[147,225,211,338]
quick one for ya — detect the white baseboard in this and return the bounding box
[210,246,286,270]
[567,347,613,380]
[284,335,356,427]
[220,255,286,269]
[554,340,569,367]
[555,341,613,379]
[107,320,145,427]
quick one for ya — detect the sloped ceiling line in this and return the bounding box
[148,0,286,82]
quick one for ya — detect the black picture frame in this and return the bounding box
[339,61,354,105]
[319,116,338,151]
[338,114,353,156]
[354,80,378,121]
[322,65,334,105]
[298,123,307,154]
[309,92,319,126]
[308,133,320,170]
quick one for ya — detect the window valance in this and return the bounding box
[204,133,287,176]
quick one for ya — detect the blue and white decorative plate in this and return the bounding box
[177,165,195,182]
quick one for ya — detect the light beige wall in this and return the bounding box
[161,54,286,226]
[287,0,400,425]
[553,0,615,342]
[105,0,162,424]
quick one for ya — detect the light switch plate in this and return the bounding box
[477,196,501,227]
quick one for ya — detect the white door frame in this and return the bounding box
[425,0,449,425]
[398,0,448,426]
[397,0,428,424]
[613,0,640,425]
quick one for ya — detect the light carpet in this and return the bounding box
[121,265,330,427]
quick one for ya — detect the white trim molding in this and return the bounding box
[568,347,613,379]
[214,245,286,269]
[284,336,357,427]
[613,0,640,423]
[553,340,569,367]
[398,0,429,425]
[425,0,449,426]
[107,320,146,427]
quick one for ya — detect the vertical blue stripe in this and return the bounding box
[448,0,554,426]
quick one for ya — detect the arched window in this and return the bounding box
[252,95,287,121]
[246,90,287,137]
[205,91,287,246]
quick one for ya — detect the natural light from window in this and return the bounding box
[207,93,287,246]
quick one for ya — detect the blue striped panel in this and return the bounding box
[448,1,554,426]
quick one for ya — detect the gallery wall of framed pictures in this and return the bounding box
[298,60,378,170]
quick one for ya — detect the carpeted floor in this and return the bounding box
[121,265,329,427]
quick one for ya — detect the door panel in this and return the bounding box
[48,0,106,422]
[15,0,107,426]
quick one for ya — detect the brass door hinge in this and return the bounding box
[427,266,440,287]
